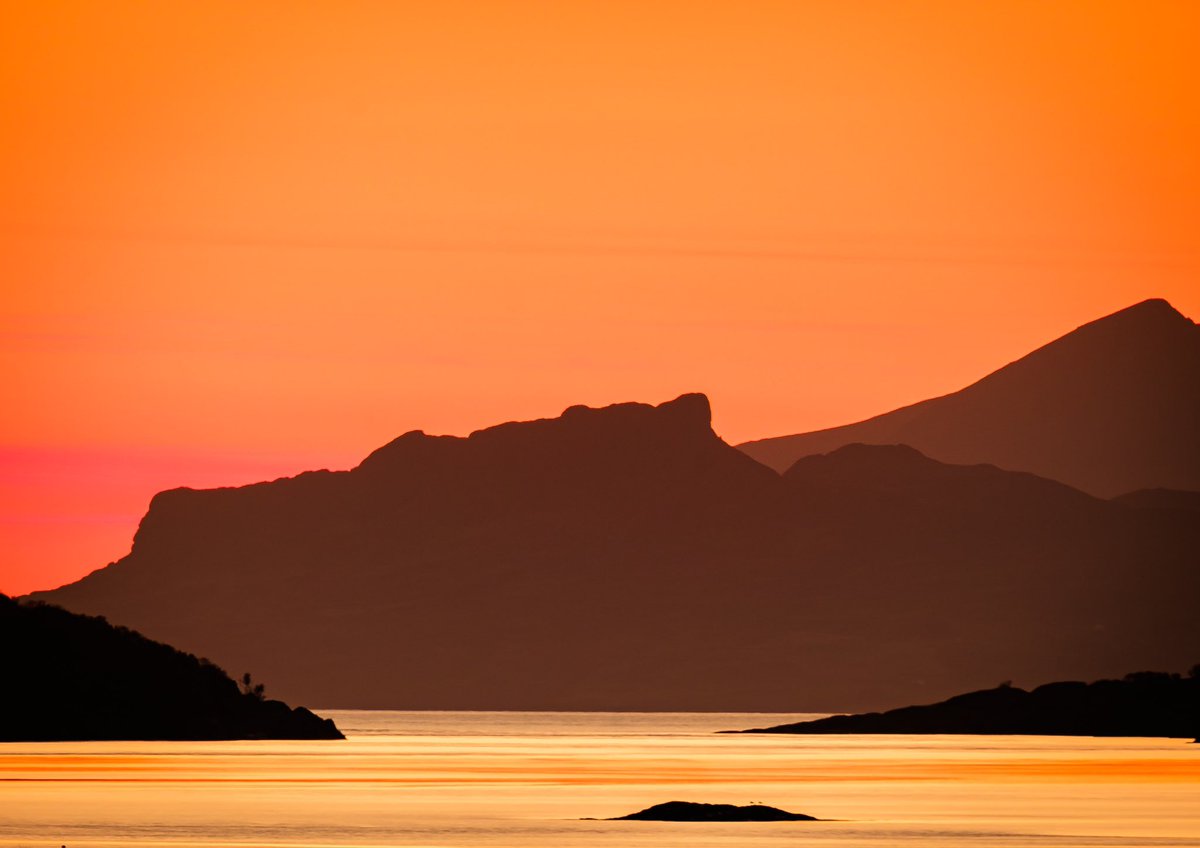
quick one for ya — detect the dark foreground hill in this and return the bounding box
[29,394,1200,712]
[0,595,342,741]
[737,668,1200,739]
[740,299,1200,497]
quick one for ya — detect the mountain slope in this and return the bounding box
[29,395,1200,712]
[0,595,342,741]
[739,299,1200,497]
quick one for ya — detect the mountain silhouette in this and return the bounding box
[740,299,1200,497]
[29,394,1200,711]
[0,594,342,740]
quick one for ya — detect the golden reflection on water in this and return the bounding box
[1,711,1197,848]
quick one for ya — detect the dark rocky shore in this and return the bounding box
[736,669,1200,739]
[0,595,342,741]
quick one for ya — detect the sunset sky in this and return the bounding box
[2,1,1198,595]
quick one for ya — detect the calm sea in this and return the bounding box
[1,710,1197,847]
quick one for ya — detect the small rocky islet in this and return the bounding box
[606,801,818,822]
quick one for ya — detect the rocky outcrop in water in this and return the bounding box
[610,801,817,821]
[737,668,1200,739]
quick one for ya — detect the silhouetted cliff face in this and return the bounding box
[740,299,1200,497]
[738,669,1200,739]
[0,595,342,741]
[30,395,1200,712]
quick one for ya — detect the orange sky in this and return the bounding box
[2,1,1198,595]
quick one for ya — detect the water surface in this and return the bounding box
[2,711,1197,847]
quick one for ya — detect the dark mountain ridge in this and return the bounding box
[740,299,1200,497]
[29,393,1200,711]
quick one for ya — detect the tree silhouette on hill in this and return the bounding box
[0,595,342,741]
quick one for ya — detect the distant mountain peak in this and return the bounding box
[1118,297,1186,319]
[740,299,1200,496]
[1060,297,1194,341]
[961,297,1196,391]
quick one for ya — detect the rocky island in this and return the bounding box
[736,668,1199,739]
[608,801,818,821]
[0,594,342,741]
